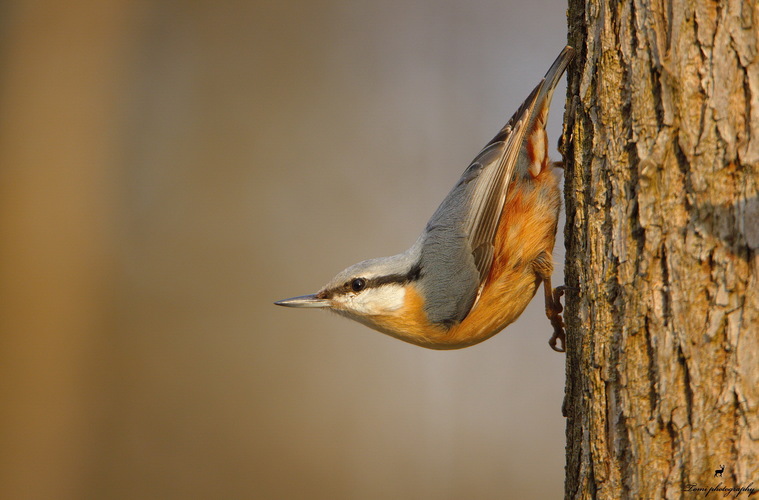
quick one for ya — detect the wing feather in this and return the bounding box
[418,47,574,325]
[465,46,574,303]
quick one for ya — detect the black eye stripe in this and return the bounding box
[366,263,423,288]
[329,263,423,297]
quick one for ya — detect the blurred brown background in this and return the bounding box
[0,1,569,498]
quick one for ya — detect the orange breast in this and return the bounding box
[445,168,560,346]
[379,168,561,350]
[367,284,447,348]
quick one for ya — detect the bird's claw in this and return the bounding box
[547,286,573,353]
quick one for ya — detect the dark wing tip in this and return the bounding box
[485,46,575,149]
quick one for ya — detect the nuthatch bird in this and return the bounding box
[276,46,574,352]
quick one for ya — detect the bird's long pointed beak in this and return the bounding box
[274,294,331,308]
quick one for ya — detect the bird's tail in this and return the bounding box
[520,46,574,177]
[485,46,574,150]
[535,45,575,115]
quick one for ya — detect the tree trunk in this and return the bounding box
[562,0,759,498]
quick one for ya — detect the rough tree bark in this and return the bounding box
[562,0,759,498]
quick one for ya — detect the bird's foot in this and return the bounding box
[546,285,574,353]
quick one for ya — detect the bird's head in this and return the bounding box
[275,252,422,329]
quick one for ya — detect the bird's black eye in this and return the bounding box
[351,278,367,292]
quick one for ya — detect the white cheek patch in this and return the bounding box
[348,285,406,316]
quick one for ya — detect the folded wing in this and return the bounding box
[418,46,574,326]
